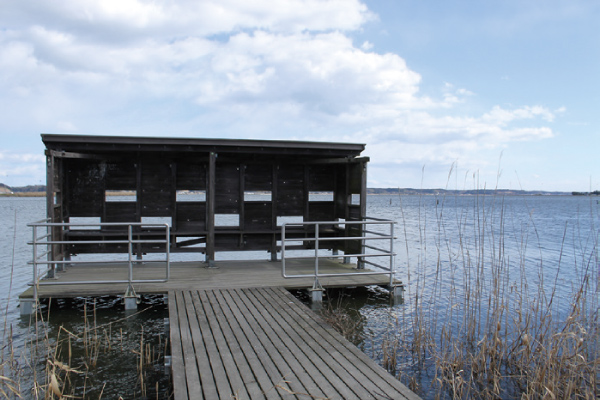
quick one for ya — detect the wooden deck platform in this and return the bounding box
[169,287,419,400]
[19,259,398,299]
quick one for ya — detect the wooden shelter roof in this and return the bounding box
[42,134,366,159]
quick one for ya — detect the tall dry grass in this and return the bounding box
[401,190,598,399]
[324,190,599,399]
[1,298,169,399]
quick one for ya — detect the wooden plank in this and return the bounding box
[276,165,304,216]
[206,152,216,264]
[105,161,137,190]
[215,163,241,213]
[277,290,398,398]
[241,288,340,399]
[182,290,220,399]
[205,290,263,400]
[176,161,206,190]
[194,290,249,400]
[174,290,203,399]
[231,288,303,392]
[249,288,361,399]
[167,287,419,400]
[266,287,389,395]
[238,288,322,398]
[220,289,295,399]
[168,291,189,400]
[266,287,420,399]
[140,161,172,216]
[66,159,104,216]
[253,288,371,399]
[211,289,281,400]
[245,164,272,191]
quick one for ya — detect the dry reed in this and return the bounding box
[1,299,168,399]
[402,189,598,399]
[324,188,599,399]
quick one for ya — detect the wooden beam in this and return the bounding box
[206,152,216,266]
[46,149,106,160]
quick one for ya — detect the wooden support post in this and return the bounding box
[388,283,405,305]
[46,153,56,278]
[270,164,278,261]
[308,278,324,307]
[303,165,309,221]
[358,160,367,270]
[206,152,216,268]
[164,317,170,335]
[19,298,36,316]
[310,287,323,303]
[135,158,143,259]
[170,162,177,253]
[123,285,139,310]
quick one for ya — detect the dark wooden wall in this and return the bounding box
[48,150,367,263]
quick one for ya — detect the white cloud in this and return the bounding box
[0,0,561,188]
[482,105,557,124]
[0,151,46,185]
[4,0,373,38]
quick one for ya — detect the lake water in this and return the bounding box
[1,194,598,398]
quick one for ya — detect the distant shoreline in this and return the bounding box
[0,192,45,197]
[2,190,599,198]
[1,183,598,197]
[367,188,577,196]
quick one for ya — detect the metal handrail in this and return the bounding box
[27,221,171,301]
[281,218,396,289]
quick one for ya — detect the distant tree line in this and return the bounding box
[2,183,594,196]
[0,183,46,193]
[367,188,569,196]
[572,191,600,196]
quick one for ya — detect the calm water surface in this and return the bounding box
[1,195,598,398]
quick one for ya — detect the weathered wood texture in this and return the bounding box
[169,287,419,400]
[19,259,398,300]
[42,135,369,263]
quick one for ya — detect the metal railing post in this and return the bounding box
[32,225,38,303]
[313,222,320,289]
[165,223,171,280]
[281,224,286,277]
[128,224,133,286]
[389,221,395,287]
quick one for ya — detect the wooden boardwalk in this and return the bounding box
[21,259,397,299]
[169,287,419,400]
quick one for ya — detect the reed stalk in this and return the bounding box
[324,187,599,399]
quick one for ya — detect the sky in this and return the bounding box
[0,0,598,192]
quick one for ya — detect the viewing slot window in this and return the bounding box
[68,217,101,230]
[215,214,240,227]
[277,216,303,226]
[141,216,172,228]
[177,190,206,202]
[245,191,272,201]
